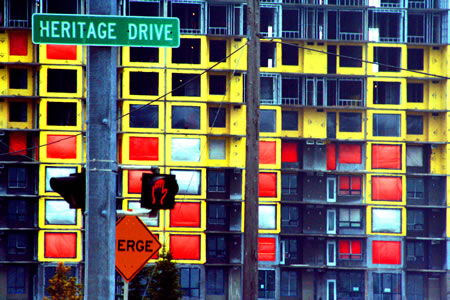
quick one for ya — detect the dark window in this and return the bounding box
[339,208,362,228]
[258,270,275,299]
[407,274,424,300]
[9,0,31,26]
[9,68,27,89]
[408,49,424,70]
[170,3,201,32]
[340,46,362,67]
[208,5,227,33]
[128,0,159,16]
[209,40,227,62]
[260,76,275,103]
[337,272,364,299]
[282,77,302,105]
[209,75,226,95]
[172,38,201,64]
[281,271,298,297]
[260,110,276,132]
[172,106,200,129]
[7,265,25,294]
[206,268,225,295]
[47,69,77,93]
[209,108,226,128]
[406,241,425,264]
[281,237,300,263]
[406,178,425,204]
[339,112,361,132]
[261,43,276,68]
[7,232,28,257]
[282,44,298,66]
[207,203,227,226]
[282,111,298,131]
[207,235,227,259]
[373,273,401,299]
[281,206,300,229]
[208,171,225,192]
[374,47,401,72]
[47,102,77,126]
[172,73,200,96]
[8,167,27,188]
[46,0,78,14]
[129,72,158,95]
[373,82,401,105]
[407,115,423,135]
[129,105,158,128]
[407,209,425,233]
[281,174,298,195]
[129,47,159,63]
[179,268,200,298]
[407,83,424,103]
[373,114,401,137]
[9,102,27,122]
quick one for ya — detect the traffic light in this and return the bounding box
[50,172,86,211]
[140,174,178,210]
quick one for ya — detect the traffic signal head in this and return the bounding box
[141,174,178,210]
[50,172,86,211]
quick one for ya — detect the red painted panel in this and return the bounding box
[281,142,298,163]
[327,144,336,170]
[372,144,401,169]
[170,235,200,260]
[47,44,77,60]
[129,137,158,161]
[258,237,276,261]
[9,132,27,155]
[372,240,401,265]
[259,173,276,197]
[372,176,402,201]
[44,232,77,258]
[352,176,361,191]
[352,240,361,254]
[339,240,350,254]
[170,203,201,227]
[259,141,276,164]
[9,31,28,56]
[339,144,362,164]
[340,176,350,190]
[47,135,77,159]
[128,170,154,194]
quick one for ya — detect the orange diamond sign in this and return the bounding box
[115,216,161,282]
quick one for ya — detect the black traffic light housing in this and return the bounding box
[141,173,178,210]
[50,171,86,211]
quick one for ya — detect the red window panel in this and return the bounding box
[47,45,77,60]
[9,132,27,155]
[9,31,28,56]
[372,240,401,265]
[259,173,276,197]
[339,176,362,196]
[47,135,77,159]
[339,144,362,164]
[44,232,77,258]
[372,176,402,201]
[281,142,298,163]
[326,144,336,170]
[259,141,276,164]
[129,137,158,161]
[170,203,201,227]
[170,235,200,260]
[372,144,401,169]
[258,237,276,261]
[339,240,362,260]
[128,170,154,194]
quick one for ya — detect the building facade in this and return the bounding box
[0,0,449,299]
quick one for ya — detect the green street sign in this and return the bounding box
[32,13,180,47]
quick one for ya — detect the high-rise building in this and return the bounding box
[0,0,449,299]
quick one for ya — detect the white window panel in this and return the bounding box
[259,205,276,230]
[171,138,200,162]
[372,208,401,233]
[170,170,201,195]
[45,200,77,225]
[406,146,423,167]
[209,139,226,160]
[45,166,77,192]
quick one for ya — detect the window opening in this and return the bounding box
[406,177,425,204]
[128,0,159,16]
[129,72,158,95]
[207,235,227,259]
[260,6,278,37]
[7,265,26,294]
[306,8,325,40]
[407,115,424,135]
[172,38,201,64]
[327,279,337,300]
[261,42,276,68]
[339,208,361,228]
[45,0,79,14]
[209,75,226,95]
[373,273,401,299]
[373,82,401,105]
[407,209,425,234]
[339,11,363,40]
[327,178,336,202]
[47,102,77,126]
[9,101,27,122]
[169,1,203,34]
[9,68,27,89]
[207,170,226,192]
[326,241,336,266]
[8,167,27,188]
[408,13,426,43]
[282,76,302,105]
[258,270,275,299]
[281,206,300,229]
[282,43,298,66]
[281,173,298,195]
[327,209,336,233]
[47,69,77,93]
[209,40,227,62]
[339,112,362,132]
[339,46,362,67]
[373,114,401,137]
[260,109,276,132]
[369,11,403,42]
[129,104,158,128]
[374,47,401,72]
[282,111,298,131]
[8,0,31,27]
[172,105,200,129]
[209,107,226,128]
[172,73,200,96]
[282,8,300,38]
[208,5,228,35]
[180,268,200,297]
[259,74,279,104]
[129,47,159,63]
[338,79,362,106]
[327,45,337,74]
[407,83,424,103]
[281,238,300,264]
[281,271,298,297]
[206,268,226,295]
[207,203,227,226]
[408,48,424,70]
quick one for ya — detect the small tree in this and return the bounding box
[145,249,182,300]
[44,262,83,300]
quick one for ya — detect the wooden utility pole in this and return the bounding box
[85,1,117,299]
[243,0,260,299]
